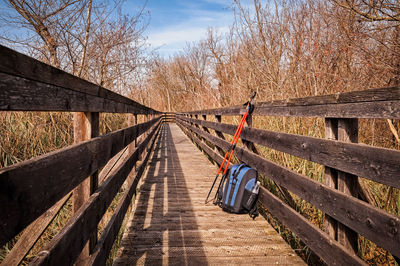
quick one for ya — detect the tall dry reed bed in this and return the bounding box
[0,112,133,265]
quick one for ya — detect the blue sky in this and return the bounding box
[0,0,242,58]
[127,0,236,57]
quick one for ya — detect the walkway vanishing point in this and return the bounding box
[113,124,305,265]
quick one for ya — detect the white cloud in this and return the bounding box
[148,24,230,57]
[146,4,233,57]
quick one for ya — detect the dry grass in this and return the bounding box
[198,114,399,265]
[0,111,133,264]
[1,112,399,265]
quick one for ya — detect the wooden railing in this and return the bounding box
[175,87,400,265]
[0,45,165,265]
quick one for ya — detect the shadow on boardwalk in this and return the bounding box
[115,124,207,265]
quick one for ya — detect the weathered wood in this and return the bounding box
[213,115,227,156]
[242,113,257,152]
[337,119,359,254]
[0,73,159,113]
[258,187,365,266]
[177,115,400,189]
[267,87,400,106]
[243,114,298,211]
[0,117,160,247]
[30,121,161,266]
[88,123,161,266]
[127,114,137,169]
[324,118,338,239]
[0,45,157,114]
[178,119,400,257]
[181,87,400,118]
[114,124,304,265]
[0,194,70,266]
[73,111,99,266]
[177,123,224,166]
[184,100,400,118]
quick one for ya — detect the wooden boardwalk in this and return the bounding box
[114,123,305,265]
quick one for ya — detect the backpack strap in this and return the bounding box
[232,164,247,183]
[248,197,259,219]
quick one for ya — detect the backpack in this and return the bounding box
[215,163,259,219]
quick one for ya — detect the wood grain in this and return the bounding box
[114,124,304,265]
[180,87,400,118]
[177,119,400,257]
[0,73,158,113]
[258,187,365,265]
[30,121,161,265]
[0,45,157,114]
[177,115,400,189]
[0,117,160,247]
[88,123,161,266]
[0,194,70,266]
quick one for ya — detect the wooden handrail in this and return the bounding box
[181,87,400,118]
[178,115,400,188]
[89,123,160,265]
[30,121,162,265]
[0,116,160,247]
[0,46,169,265]
[176,88,400,264]
[177,118,400,257]
[1,43,399,265]
[0,45,159,114]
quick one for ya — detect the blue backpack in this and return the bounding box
[216,163,259,218]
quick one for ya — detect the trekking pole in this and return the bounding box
[204,114,247,203]
[205,92,256,204]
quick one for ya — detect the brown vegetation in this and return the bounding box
[1,0,399,265]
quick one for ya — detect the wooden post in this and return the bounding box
[147,114,152,152]
[242,113,258,153]
[201,115,211,134]
[324,118,338,239]
[128,114,137,167]
[337,119,359,254]
[324,118,358,254]
[214,115,227,156]
[73,111,99,265]
[244,112,297,209]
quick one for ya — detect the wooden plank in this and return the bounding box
[258,187,365,266]
[88,124,161,266]
[0,73,158,113]
[182,87,400,118]
[177,123,224,165]
[0,194,70,266]
[177,116,400,189]
[118,244,295,257]
[0,117,160,247]
[114,255,302,266]
[127,220,268,231]
[270,87,400,106]
[183,100,400,118]
[0,45,157,114]
[114,123,304,265]
[178,119,400,257]
[254,101,400,118]
[30,121,161,265]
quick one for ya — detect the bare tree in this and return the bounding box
[1,0,89,67]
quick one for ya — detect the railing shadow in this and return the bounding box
[121,123,207,265]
